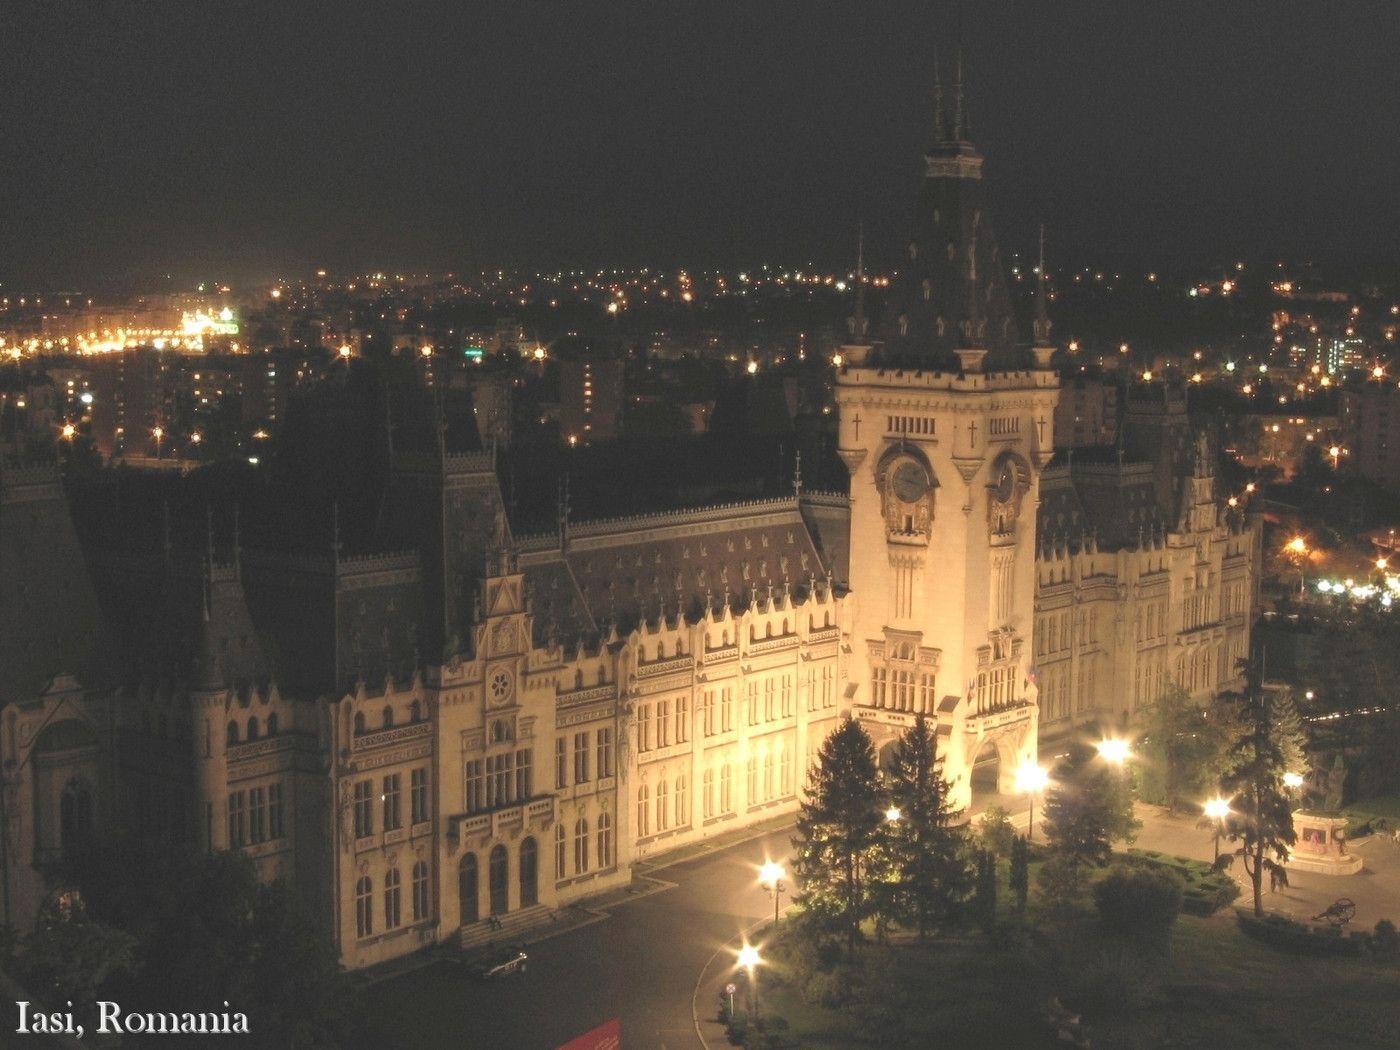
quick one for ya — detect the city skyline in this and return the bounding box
[4,2,1399,289]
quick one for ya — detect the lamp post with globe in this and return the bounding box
[758,861,786,928]
[736,943,762,1019]
[1203,796,1232,863]
[1015,762,1050,842]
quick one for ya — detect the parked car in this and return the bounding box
[465,945,528,980]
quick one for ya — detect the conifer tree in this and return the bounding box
[1043,741,1140,868]
[792,718,883,951]
[1221,658,1298,917]
[1269,687,1308,778]
[876,714,973,941]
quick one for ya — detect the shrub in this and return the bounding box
[977,806,1017,857]
[1236,911,1367,956]
[1093,866,1184,947]
[1374,919,1400,957]
[1122,848,1238,916]
[1180,875,1240,916]
[1035,855,1089,914]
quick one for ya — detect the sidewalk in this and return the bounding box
[637,811,797,875]
[1133,803,1400,929]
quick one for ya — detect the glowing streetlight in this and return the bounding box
[1282,771,1304,790]
[1015,762,1050,842]
[831,353,844,368]
[1203,796,1231,863]
[885,806,902,823]
[746,360,759,375]
[736,943,763,1018]
[60,423,76,440]
[758,861,787,927]
[1096,738,1132,765]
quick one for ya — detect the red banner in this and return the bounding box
[556,1018,621,1050]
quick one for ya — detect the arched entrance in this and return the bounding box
[965,722,1037,816]
[488,845,509,916]
[458,852,479,924]
[519,837,538,907]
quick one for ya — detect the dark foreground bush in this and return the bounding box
[1236,911,1369,956]
[1093,865,1184,946]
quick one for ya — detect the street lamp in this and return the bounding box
[736,943,762,1018]
[758,861,786,928]
[1015,762,1050,842]
[1096,738,1132,766]
[885,805,902,823]
[1203,796,1231,863]
[1282,771,1304,791]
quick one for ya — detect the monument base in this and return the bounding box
[1288,811,1363,876]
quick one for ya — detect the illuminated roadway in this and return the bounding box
[357,824,794,1050]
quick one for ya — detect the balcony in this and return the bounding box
[447,795,557,847]
[964,699,1034,736]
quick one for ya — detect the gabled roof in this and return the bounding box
[519,496,830,641]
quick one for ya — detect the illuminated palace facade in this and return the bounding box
[0,97,1259,972]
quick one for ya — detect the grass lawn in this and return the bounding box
[755,931,1045,1049]
[754,908,1400,1049]
[1090,913,1400,1049]
[1341,794,1400,833]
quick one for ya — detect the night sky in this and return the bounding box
[3,1,1398,289]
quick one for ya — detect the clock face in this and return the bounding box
[488,669,513,705]
[891,461,929,504]
[994,463,1017,503]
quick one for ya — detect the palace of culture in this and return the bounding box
[0,72,1259,971]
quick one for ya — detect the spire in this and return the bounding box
[1034,224,1053,349]
[932,54,947,144]
[953,46,967,142]
[965,214,982,341]
[792,449,803,498]
[851,221,868,341]
[955,212,989,374]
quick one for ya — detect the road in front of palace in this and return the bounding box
[356,825,794,1050]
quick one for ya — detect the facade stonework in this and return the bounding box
[0,112,1262,975]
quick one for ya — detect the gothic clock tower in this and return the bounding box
[836,69,1060,811]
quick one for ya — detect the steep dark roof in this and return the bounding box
[0,463,113,705]
[520,496,829,641]
[874,116,1026,372]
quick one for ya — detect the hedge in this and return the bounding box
[1119,849,1240,915]
[1236,911,1369,956]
